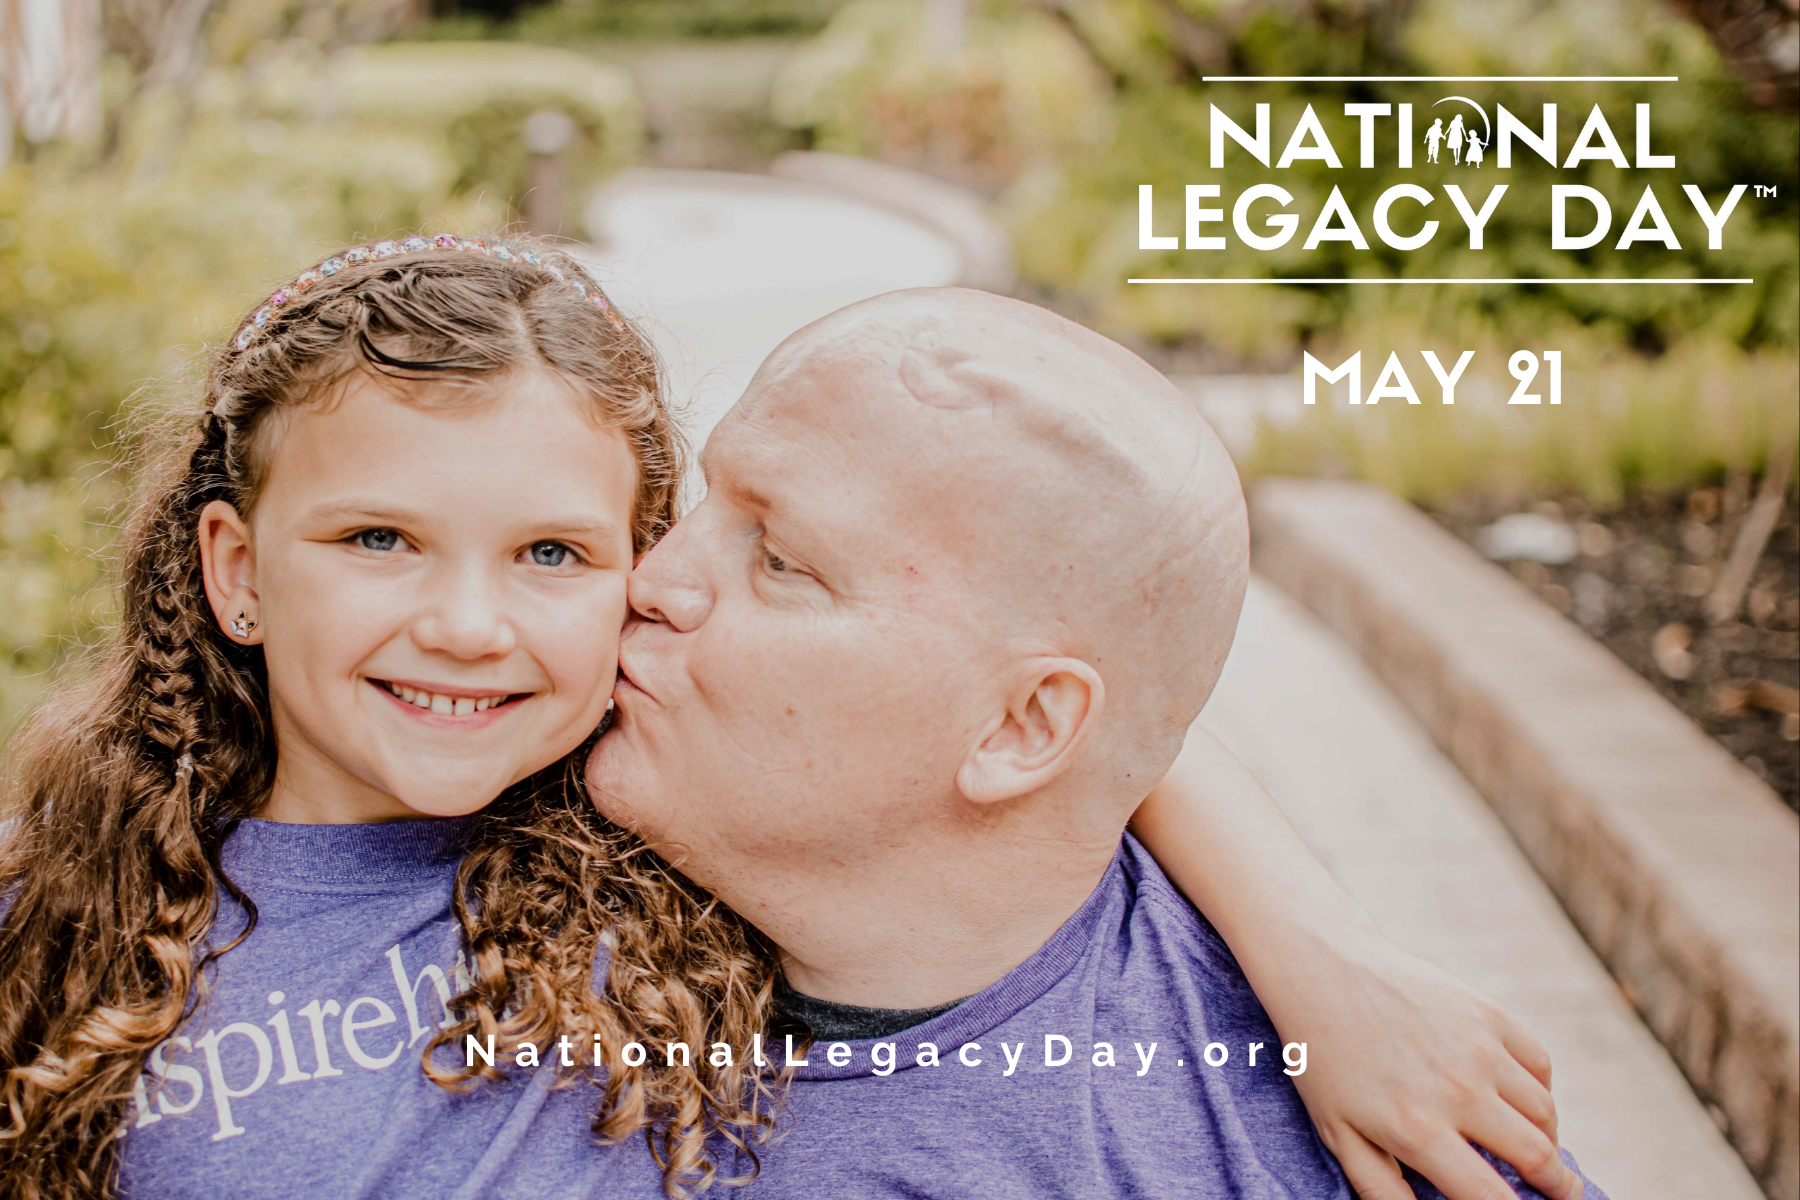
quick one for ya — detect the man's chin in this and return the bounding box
[583,710,695,846]
[582,734,646,825]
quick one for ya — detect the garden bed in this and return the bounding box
[1432,486,1799,812]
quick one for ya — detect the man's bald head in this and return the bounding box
[721,288,1247,779]
[588,287,1248,892]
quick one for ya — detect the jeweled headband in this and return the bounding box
[232,234,627,354]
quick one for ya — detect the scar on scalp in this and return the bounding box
[896,339,1022,413]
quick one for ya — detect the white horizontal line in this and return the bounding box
[1128,278,1753,285]
[1200,76,1680,82]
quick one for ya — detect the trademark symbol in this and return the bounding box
[1754,184,1778,198]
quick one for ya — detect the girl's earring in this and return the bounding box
[229,612,258,639]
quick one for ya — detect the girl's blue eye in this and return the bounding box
[356,528,402,552]
[530,541,571,567]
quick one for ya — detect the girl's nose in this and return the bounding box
[411,573,519,661]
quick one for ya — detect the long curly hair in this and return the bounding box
[0,234,783,1199]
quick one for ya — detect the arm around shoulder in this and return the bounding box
[1131,724,1581,1200]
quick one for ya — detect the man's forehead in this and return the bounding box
[706,381,977,591]
[709,390,847,487]
[711,345,925,475]
[706,393,900,525]
[709,316,1121,554]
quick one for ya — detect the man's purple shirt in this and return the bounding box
[725,835,1607,1200]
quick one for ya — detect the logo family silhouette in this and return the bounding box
[1425,97,1490,166]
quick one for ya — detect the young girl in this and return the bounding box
[0,235,778,1199]
[0,238,1568,1200]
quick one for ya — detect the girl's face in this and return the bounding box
[199,369,638,823]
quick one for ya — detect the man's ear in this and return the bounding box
[197,499,265,645]
[956,658,1104,805]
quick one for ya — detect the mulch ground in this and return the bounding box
[1432,486,1799,812]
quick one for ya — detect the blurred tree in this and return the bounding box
[100,0,423,160]
[1026,0,1418,85]
[425,0,847,37]
[100,0,220,159]
[1,0,103,152]
[1663,0,1798,111]
[429,0,525,25]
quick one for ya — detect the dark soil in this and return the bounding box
[1432,485,1800,812]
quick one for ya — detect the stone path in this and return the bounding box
[581,167,962,453]
[1206,580,1765,1199]
[579,166,1764,1198]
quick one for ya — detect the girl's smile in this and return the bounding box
[372,678,530,726]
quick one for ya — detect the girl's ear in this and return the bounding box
[197,499,264,645]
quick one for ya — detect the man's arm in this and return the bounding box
[1131,725,1581,1200]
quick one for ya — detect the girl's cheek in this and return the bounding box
[536,576,628,695]
[272,541,395,615]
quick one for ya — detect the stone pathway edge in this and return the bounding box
[767,150,1018,294]
[1249,477,1800,1200]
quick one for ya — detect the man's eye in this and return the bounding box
[529,541,573,567]
[765,549,791,573]
[354,528,404,553]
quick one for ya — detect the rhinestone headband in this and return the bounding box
[232,234,627,354]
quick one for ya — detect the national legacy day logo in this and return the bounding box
[1134,76,1774,279]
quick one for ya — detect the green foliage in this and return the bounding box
[773,0,1114,187]
[253,41,642,213]
[444,99,604,207]
[422,0,848,46]
[1239,340,1797,508]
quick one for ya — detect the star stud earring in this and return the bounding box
[229,612,258,639]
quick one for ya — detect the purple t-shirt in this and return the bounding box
[723,835,1608,1200]
[116,817,639,1200]
[110,819,1607,1200]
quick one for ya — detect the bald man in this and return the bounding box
[586,290,1604,1199]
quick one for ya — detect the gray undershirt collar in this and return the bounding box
[774,977,969,1042]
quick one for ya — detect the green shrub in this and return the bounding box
[253,41,642,214]
[1237,337,1798,508]
[419,0,848,44]
[773,0,1112,188]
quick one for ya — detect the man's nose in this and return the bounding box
[628,517,714,632]
[411,565,519,660]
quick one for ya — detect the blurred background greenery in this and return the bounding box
[1,0,1795,737]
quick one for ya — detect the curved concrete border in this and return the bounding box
[768,150,1017,294]
[1247,478,1799,1200]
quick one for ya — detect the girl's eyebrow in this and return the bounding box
[306,500,430,525]
[524,515,630,543]
[305,499,627,542]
